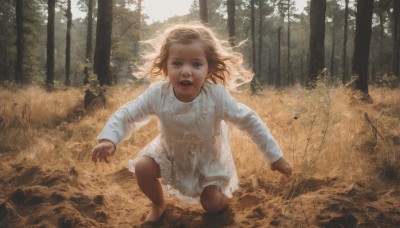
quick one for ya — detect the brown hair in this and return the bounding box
[139,23,253,89]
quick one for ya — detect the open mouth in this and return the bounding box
[179,80,193,87]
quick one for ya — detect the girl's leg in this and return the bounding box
[200,185,229,213]
[135,157,165,222]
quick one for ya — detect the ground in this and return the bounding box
[0,85,399,227]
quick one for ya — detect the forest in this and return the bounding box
[1,0,399,91]
[0,0,400,227]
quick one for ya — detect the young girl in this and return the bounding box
[91,23,292,223]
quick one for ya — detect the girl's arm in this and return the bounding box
[218,86,283,163]
[96,82,163,146]
[218,87,292,176]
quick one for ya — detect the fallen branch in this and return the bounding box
[363,112,384,141]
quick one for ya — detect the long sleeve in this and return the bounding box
[218,86,283,163]
[96,82,162,145]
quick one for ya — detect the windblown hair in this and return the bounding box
[138,22,253,89]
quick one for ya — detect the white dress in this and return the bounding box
[97,81,283,204]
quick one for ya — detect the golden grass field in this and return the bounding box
[0,82,399,227]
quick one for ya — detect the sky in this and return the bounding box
[70,0,194,22]
[142,0,195,23]
[71,0,308,23]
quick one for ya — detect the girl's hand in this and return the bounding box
[270,157,293,177]
[91,139,116,163]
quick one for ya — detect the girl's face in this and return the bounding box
[166,41,208,102]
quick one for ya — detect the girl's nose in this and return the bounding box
[181,65,192,77]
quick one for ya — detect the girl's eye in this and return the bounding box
[172,61,182,67]
[193,62,202,68]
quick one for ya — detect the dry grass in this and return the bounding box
[0,83,399,186]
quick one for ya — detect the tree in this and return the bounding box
[249,0,267,92]
[327,1,340,78]
[133,0,142,58]
[368,0,389,82]
[258,1,273,85]
[83,0,94,85]
[15,0,26,84]
[65,0,72,86]
[308,0,326,88]
[0,1,13,82]
[94,0,114,86]
[277,0,287,87]
[258,0,264,80]
[342,0,349,83]
[111,0,143,83]
[277,26,282,87]
[46,0,56,89]
[377,0,386,77]
[286,0,292,85]
[199,0,208,24]
[250,0,256,73]
[352,0,374,94]
[227,0,235,46]
[23,1,44,82]
[393,0,400,78]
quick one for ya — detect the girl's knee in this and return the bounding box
[134,157,160,178]
[200,185,229,213]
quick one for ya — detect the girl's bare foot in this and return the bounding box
[144,202,166,223]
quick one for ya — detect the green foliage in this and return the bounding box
[0,80,18,90]
[24,1,46,80]
[80,61,100,93]
[379,73,399,88]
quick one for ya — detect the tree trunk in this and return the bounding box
[308,0,326,88]
[300,51,304,84]
[371,44,376,82]
[250,0,255,72]
[250,0,258,92]
[133,0,142,59]
[277,27,282,87]
[393,0,400,78]
[46,0,56,89]
[342,0,349,83]
[2,16,8,81]
[199,0,208,24]
[83,0,94,85]
[15,0,25,84]
[268,49,272,85]
[94,0,114,86]
[258,0,263,80]
[65,0,72,86]
[1,3,8,81]
[227,0,235,46]
[287,0,292,85]
[378,10,384,73]
[330,12,336,77]
[352,0,374,94]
